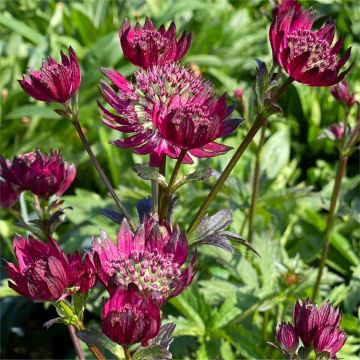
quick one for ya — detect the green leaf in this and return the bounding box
[133,164,168,188]
[5,105,59,120]
[76,329,125,359]
[173,168,214,191]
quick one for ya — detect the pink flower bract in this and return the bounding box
[276,322,299,354]
[68,252,96,293]
[102,285,161,346]
[0,150,76,198]
[5,235,70,302]
[120,17,191,69]
[99,64,239,166]
[19,46,81,103]
[270,0,351,86]
[92,216,196,305]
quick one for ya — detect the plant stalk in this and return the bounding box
[124,347,132,360]
[247,118,268,242]
[68,325,85,360]
[157,158,166,215]
[70,115,136,232]
[312,155,348,301]
[187,77,293,236]
[159,150,186,221]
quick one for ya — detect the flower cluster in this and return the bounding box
[4,235,96,302]
[0,149,76,208]
[92,215,195,344]
[100,18,239,166]
[270,0,351,86]
[276,299,347,359]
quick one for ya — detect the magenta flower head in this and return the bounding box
[276,322,299,354]
[0,150,76,198]
[4,235,70,302]
[0,179,20,208]
[120,17,191,69]
[330,123,345,140]
[99,65,239,166]
[269,0,351,86]
[331,81,356,107]
[314,326,347,358]
[68,252,96,293]
[92,216,196,304]
[19,46,81,103]
[102,285,161,346]
[293,298,319,347]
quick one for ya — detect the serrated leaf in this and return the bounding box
[76,329,125,359]
[72,292,87,321]
[262,98,282,117]
[133,164,168,188]
[255,59,269,107]
[173,168,214,191]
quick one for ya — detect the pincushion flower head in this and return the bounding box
[102,285,161,346]
[19,46,81,103]
[4,235,70,302]
[331,81,356,107]
[92,216,196,304]
[269,0,351,86]
[0,150,76,198]
[120,17,191,69]
[99,64,239,166]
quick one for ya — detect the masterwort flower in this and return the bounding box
[92,216,196,304]
[276,322,299,354]
[120,17,191,69]
[4,235,71,302]
[99,64,239,166]
[19,46,81,103]
[270,0,351,86]
[0,150,76,198]
[101,285,161,346]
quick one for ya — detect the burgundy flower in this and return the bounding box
[99,64,239,166]
[102,285,161,346]
[293,298,319,347]
[269,0,351,86]
[4,235,70,302]
[276,322,299,354]
[0,150,76,198]
[19,46,81,103]
[92,216,196,304]
[0,179,20,208]
[317,302,341,329]
[314,326,347,358]
[330,123,345,140]
[120,17,191,69]
[68,252,96,293]
[331,81,356,107]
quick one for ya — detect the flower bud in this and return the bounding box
[276,322,299,354]
[330,123,345,140]
[331,81,356,107]
[101,285,161,346]
[0,179,20,208]
[68,252,96,293]
[19,46,81,103]
[314,326,347,358]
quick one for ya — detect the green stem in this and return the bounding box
[9,208,46,240]
[157,158,166,215]
[124,347,132,360]
[187,77,293,236]
[159,150,186,221]
[312,155,348,301]
[68,109,136,232]
[344,103,360,152]
[247,118,268,243]
[68,325,85,360]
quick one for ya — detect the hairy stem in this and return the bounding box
[159,150,186,221]
[247,118,268,242]
[312,155,348,301]
[68,325,85,360]
[69,114,136,232]
[187,77,293,236]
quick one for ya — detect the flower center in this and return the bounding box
[110,305,143,325]
[287,30,337,71]
[133,30,168,54]
[106,250,182,297]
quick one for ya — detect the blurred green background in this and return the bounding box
[1,0,359,359]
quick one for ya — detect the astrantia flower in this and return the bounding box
[99,64,238,166]
[102,285,161,346]
[120,17,191,69]
[314,325,347,358]
[331,81,356,107]
[68,252,96,293]
[276,322,299,354]
[92,216,196,304]
[0,150,76,198]
[19,46,81,103]
[270,0,351,86]
[0,179,20,208]
[330,123,345,140]
[4,235,70,302]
